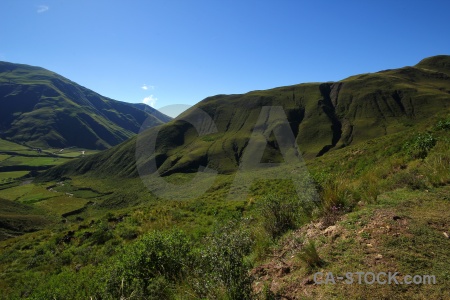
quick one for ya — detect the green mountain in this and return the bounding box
[1,56,449,299]
[0,61,171,150]
[43,55,450,178]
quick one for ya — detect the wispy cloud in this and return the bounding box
[37,5,49,13]
[141,84,155,91]
[142,95,157,107]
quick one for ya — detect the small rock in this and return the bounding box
[366,243,373,247]
[443,232,449,239]
[375,254,383,260]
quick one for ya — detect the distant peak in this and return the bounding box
[0,61,47,73]
[415,55,450,73]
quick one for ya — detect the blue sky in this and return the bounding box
[1,1,449,114]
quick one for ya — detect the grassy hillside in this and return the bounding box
[0,61,171,150]
[0,198,52,241]
[0,56,449,299]
[41,55,450,180]
[0,112,448,299]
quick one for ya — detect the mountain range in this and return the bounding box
[42,55,450,179]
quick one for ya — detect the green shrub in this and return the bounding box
[355,174,380,204]
[261,283,277,300]
[321,177,353,209]
[435,116,450,130]
[90,222,114,245]
[421,138,450,186]
[102,229,192,299]
[251,227,274,261]
[392,168,428,190]
[297,240,323,270]
[258,194,301,239]
[116,224,139,240]
[403,133,437,159]
[191,221,254,300]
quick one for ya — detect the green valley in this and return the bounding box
[0,56,449,299]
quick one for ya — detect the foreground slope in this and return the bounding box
[0,62,171,149]
[42,55,450,179]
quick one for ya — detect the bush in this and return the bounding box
[420,138,450,186]
[116,224,139,240]
[321,177,353,209]
[392,167,428,190]
[102,230,192,299]
[297,240,323,270]
[258,194,302,239]
[355,173,380,204]
[90,222,114,245]
[251,227,274,261]
[261,283,277,300]
[403,133,436,159]
[435,116,450,131]
[191,221,254,300]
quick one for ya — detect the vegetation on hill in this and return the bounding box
[41,56,450,179]
[0,56,449,299]
[0,61,171,150]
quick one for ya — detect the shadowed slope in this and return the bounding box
[0,62,171,149]
[41,55,450,179]
[0,198,51,240]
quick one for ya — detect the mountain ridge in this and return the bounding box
[41,55,450,179]
[0,61,171,149]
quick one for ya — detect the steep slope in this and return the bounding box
[41,55,450,179]
[0,62,171,149]
[0,197,51,241]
